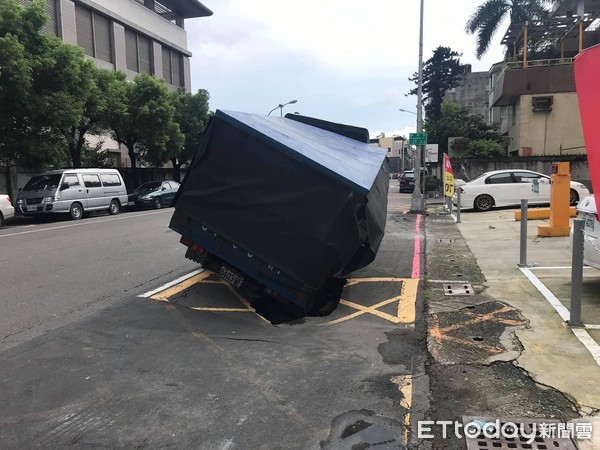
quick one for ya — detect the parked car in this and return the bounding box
[572,195,600,270]
[398,168,428,193]
[0,194,15,227]
[128,181,180,210]
[15,169,128,220]
[453,169,590,212]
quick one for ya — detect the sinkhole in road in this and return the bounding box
[247,278,346,325]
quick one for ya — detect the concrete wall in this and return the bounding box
[516,92,585,156]
[446,71,489,117]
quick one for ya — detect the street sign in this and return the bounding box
[409,133,427,145]
[425,144,438,163]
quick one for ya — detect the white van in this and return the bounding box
[15,169,128,220]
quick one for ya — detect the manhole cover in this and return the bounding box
[443,283,474,296]
[436,238,454,244]
[462,417,578,450]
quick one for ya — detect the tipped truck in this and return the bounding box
[169,110,389,315]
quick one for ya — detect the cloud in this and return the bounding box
[188,0,508,139]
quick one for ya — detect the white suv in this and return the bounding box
[0,194,15,227]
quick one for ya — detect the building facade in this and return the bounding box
[20,0,212,166]
[489,0,600,156]
[444,65,489,118]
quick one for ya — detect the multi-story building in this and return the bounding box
[369,135,407,174]
[23,0,212,166]
[444,65,489,118]
[488,0,600,156]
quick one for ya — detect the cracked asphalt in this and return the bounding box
[424,206,586,450]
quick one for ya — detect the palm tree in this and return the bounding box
[466,0,554,59]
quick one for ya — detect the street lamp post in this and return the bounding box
[411,0,425,213]
[268,99,298,117]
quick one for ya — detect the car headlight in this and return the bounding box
[16,199,23,204]
[140,195,150,200]
[42,196,60,203]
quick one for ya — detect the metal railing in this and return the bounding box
[497,57,575,80]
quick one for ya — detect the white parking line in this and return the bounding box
[519,267,600,366]
[138,269,205,298]
[0,210,171,238]
[519,267,570,321]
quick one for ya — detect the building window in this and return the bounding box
[16,0,58,34]
[162,46,184,87]
[125,28,153,74]
[75,4,114,64]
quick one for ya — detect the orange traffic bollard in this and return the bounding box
[538,162,572,237]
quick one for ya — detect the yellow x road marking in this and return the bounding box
[147,272,418,326]
[324,277,418,326]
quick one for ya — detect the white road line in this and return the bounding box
[585,324,600,330]
[571,328,600,365]
[138,269,204,298]
[0,210,171,238]
[520,267,600,366]
[528,266,595,270]
[519,267,571,322]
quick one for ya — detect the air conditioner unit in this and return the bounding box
[532,96,553,112]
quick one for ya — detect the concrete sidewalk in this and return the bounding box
[424,202,600,450]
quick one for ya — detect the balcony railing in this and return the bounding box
[497,57,575,80]
[134,0,184,28]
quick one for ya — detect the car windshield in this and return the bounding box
[468,172,490,183]
[403,172,415,180]
[133,182,161,193]
[22,174,62,191]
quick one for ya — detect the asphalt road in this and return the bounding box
[0,184,426,449]
[0,209,197,351]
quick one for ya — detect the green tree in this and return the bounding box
[462,139,506,158]
[424,102,504,162]
[465,0,552,59]
[109,73,184,187]
[408,46,462,121]
[65,66,126,168]
[170,88,211,181]
[0,0,92,168]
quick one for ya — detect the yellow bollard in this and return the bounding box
[538,162,572,236]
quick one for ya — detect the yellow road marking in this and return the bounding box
[391,374,413,444]
[325,277,417,326]
[150,271,213,301]
[398,279,418,323]
[149,274,418,326]
[329,296,404,325]
[188,307,254,312]
[223,283,272,324]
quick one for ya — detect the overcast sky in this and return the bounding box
[185,0,508,139]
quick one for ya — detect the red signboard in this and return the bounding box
[574,44,600,210]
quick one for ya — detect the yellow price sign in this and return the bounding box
[443,153,455,198]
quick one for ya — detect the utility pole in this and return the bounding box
[411,0,425,212]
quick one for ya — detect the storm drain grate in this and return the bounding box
[436,238,454,244]
[462,417,578,450]
[443,283,474,296]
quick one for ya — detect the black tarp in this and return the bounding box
[171,110,389,290]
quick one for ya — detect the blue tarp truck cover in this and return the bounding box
[169,110,389,312]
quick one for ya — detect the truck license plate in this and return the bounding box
[219,265,244,288]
